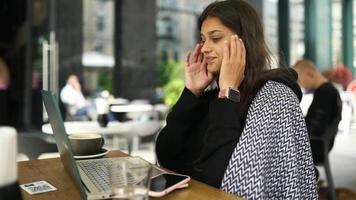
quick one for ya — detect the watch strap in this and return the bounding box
[218,87,240,102]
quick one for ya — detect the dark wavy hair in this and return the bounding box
[199,0,278,120]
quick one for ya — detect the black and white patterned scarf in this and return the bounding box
[221,81,318,199]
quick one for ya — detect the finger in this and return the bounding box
[238,38,246,78]
[185,51,191,67]
[191,44,200,63]
[240,39,246,69]
[223,40,229,64]
[197,42,204,62]
[201,56,208,74]
[203,57,211,77]
[207,71,214,80]
[197,49,204,63]
[196,43,203,63]
[230,35,237,61]
[237,39,244,66]
[235,36,242,67]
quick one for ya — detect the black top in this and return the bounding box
[156,68,302,188]
[156,88,241,187]
[305,82,342,137]
[0,182,22,200]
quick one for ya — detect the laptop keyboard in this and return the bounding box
[78,159,117,192]
[77,157,163,192]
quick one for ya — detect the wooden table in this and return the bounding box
[18,151,242,200]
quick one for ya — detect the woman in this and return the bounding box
[156,0,317,199]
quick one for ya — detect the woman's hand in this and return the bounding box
[185,43,214,96]
[219,35,246,90]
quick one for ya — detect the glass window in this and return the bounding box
[156,0,213,62]
[290,0,305,66]
[263,0,279,68]
[82,0,115,93]
[332,0,342,66]
[354,0,356,68]
[156,0,213,106]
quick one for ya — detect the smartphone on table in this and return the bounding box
[149,173,190,197]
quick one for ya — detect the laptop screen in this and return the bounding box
[41,90,87,199]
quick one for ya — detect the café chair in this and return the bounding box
[125,99,158,121]
[125,100,160,146]
[37,152,60,159]
[129,119,162,164]
[309,117,340,200]
[17,153,30,162]
[17,133,58,160]
[60,101,90,121]
[154,103,170,120]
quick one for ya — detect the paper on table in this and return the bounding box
[20,180,57,195]
[0,127,18,187]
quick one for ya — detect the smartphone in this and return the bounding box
[148,173,190,197]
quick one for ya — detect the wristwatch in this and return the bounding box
[218,87,240,103]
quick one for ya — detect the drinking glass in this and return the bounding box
[108,161,152,200]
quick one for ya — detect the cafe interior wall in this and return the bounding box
[0,0,83,131]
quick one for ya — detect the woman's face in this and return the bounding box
[201,17,236,75]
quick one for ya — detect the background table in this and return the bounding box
[18,151,242,200]
[42,121,162,154]
[110,104,154,113]
[42,121,132,135]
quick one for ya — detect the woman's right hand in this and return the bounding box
[185,43,214,96]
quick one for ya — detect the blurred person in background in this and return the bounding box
[156,0,317,198]
[293,59,342,163]
[0,57,10,90]
[60,74,95,119]
[0,57,10,125]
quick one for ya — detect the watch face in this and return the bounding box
[228,89,240,102]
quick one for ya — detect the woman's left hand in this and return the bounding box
[219,35,246,90]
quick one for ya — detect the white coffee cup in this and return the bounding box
[68,133,104,156]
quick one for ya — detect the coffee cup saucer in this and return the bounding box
[74,148,109,159]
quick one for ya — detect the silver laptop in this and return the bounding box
[41,90,163,200]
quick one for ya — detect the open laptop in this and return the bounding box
[41,90,163,200]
